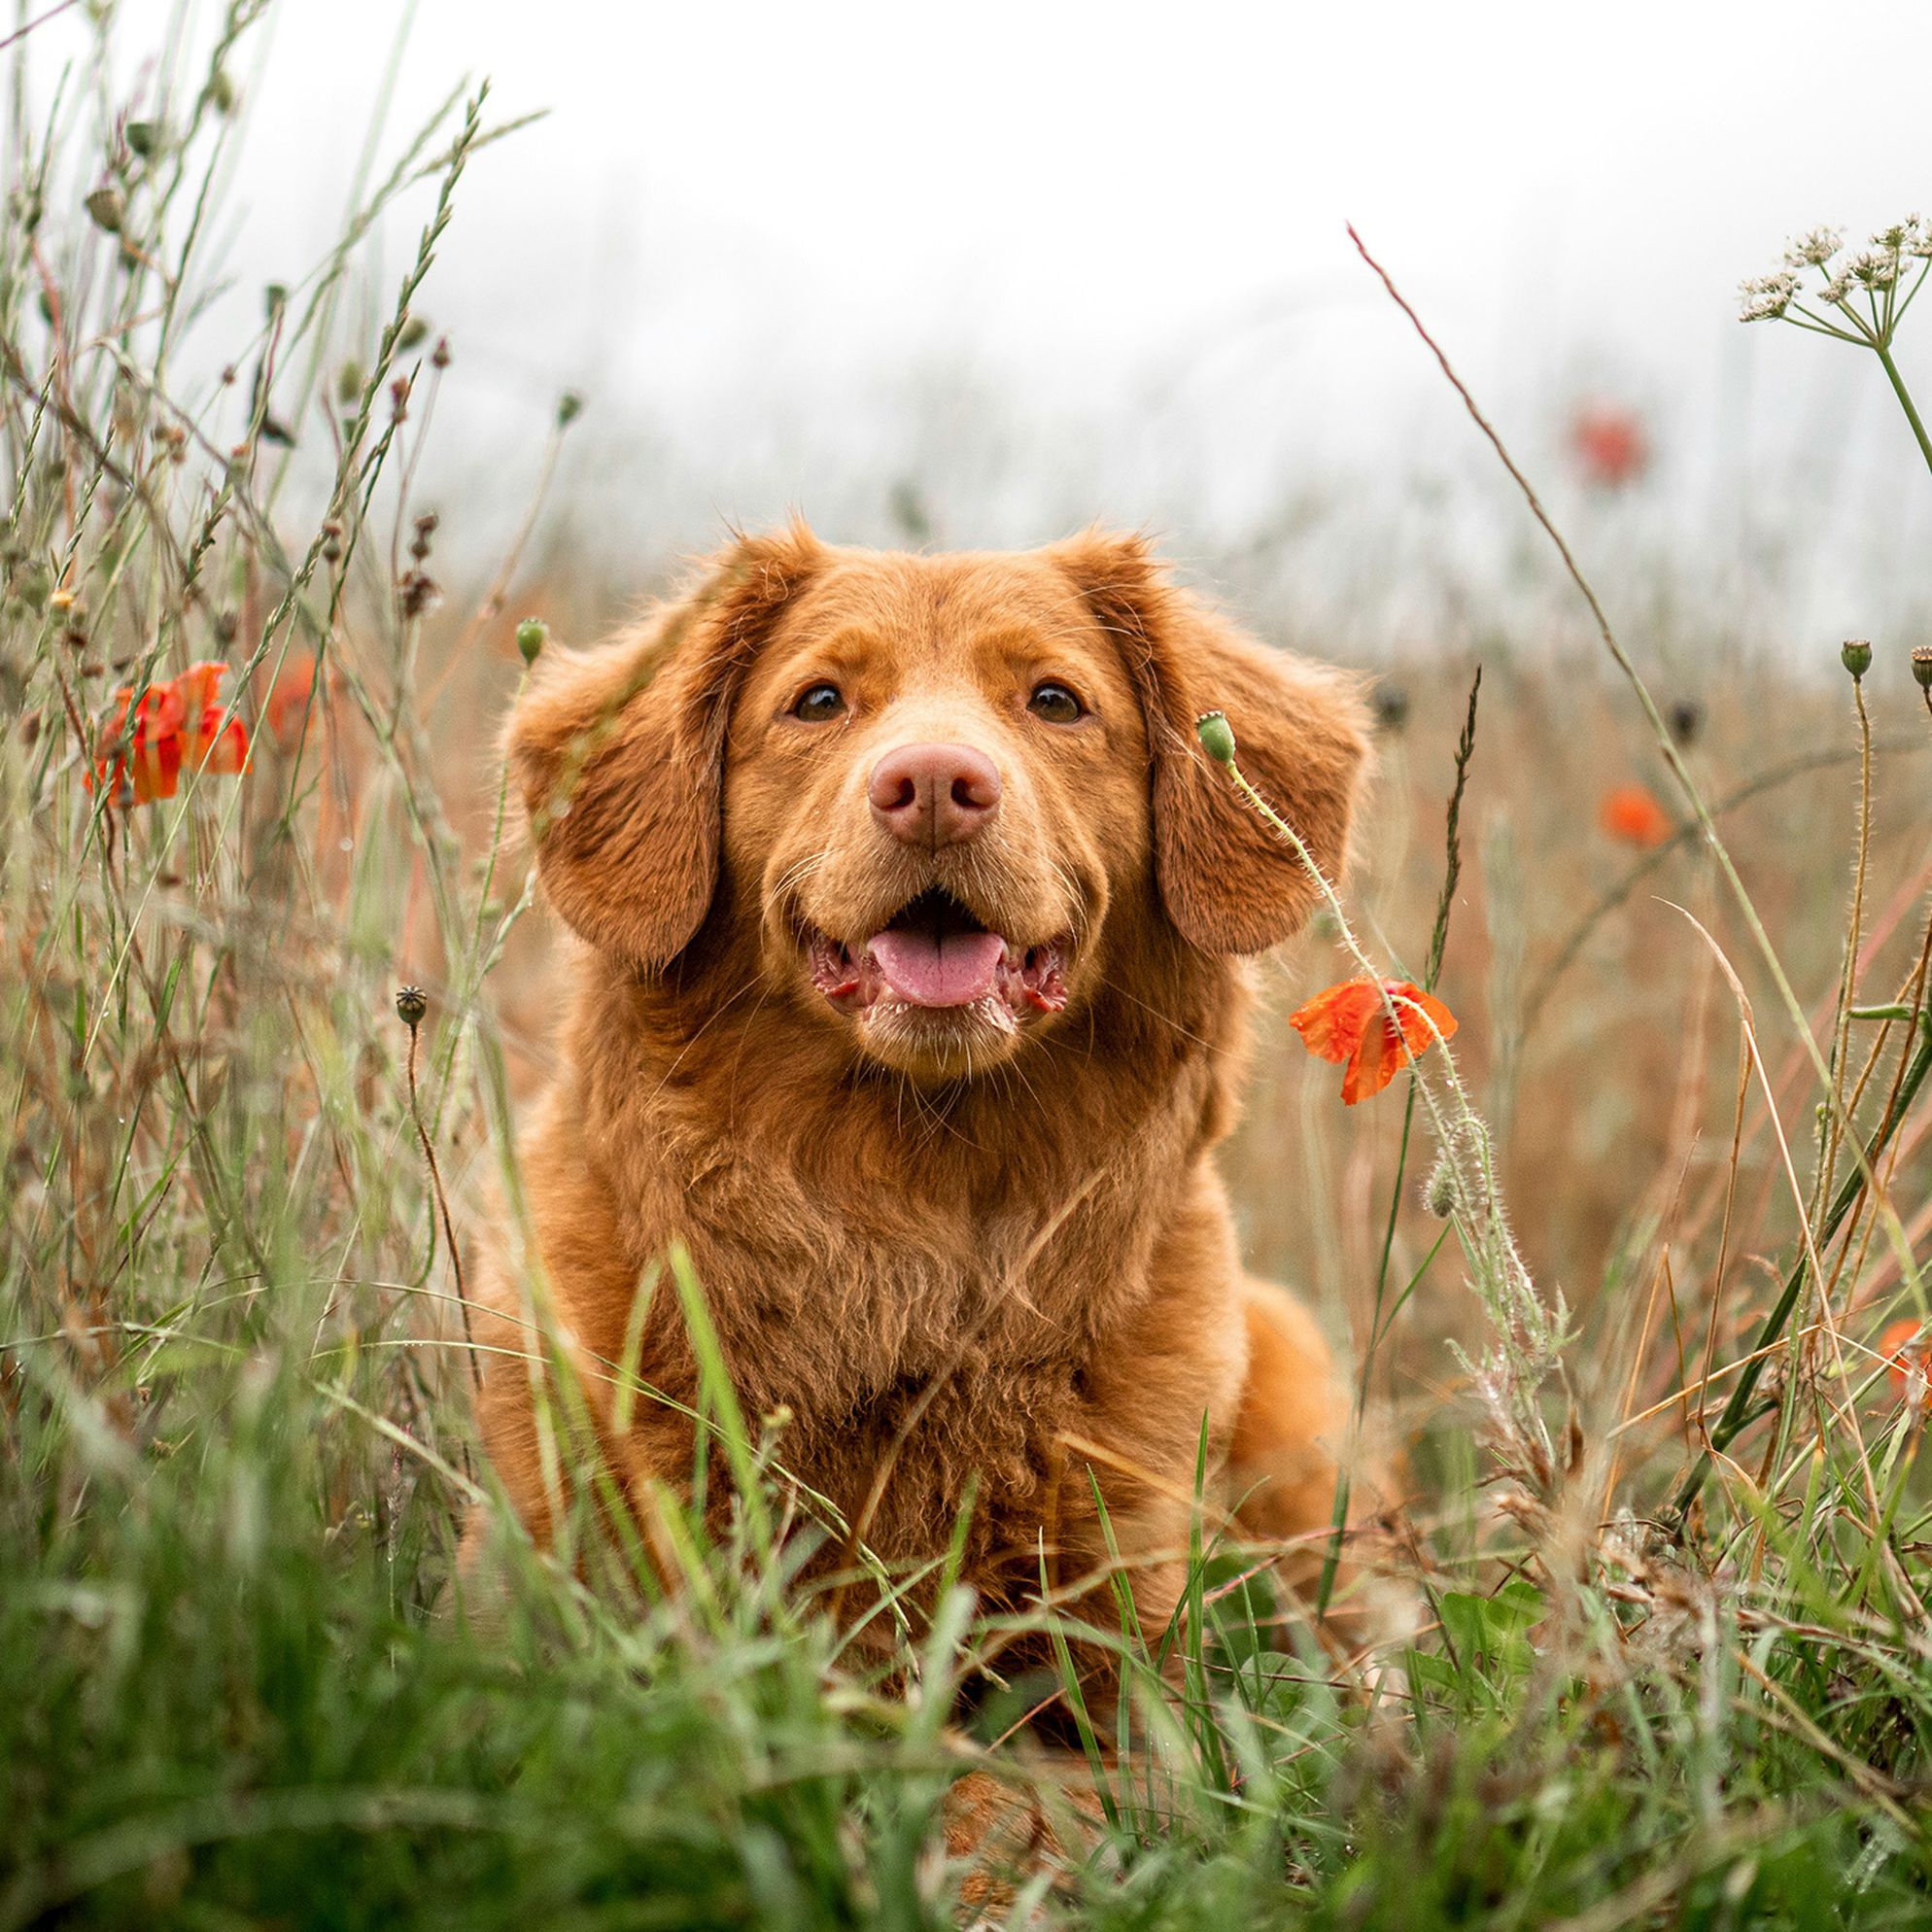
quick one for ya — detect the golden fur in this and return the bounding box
[468,525,1369,1653]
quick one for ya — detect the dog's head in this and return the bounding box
[509,526,1366,1081]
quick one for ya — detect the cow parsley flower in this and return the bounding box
[1739,272,1800,322]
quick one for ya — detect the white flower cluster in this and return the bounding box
[1744,217,1932,322]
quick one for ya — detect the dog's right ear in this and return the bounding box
[506,525,824,968]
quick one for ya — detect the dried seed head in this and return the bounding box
[85,186,124,234]
[1668,699,1704,748]
[395,985,428,1028]
[1912,645,1932,691]
[1842,638,1873,680]
[515,617,548,666]
[409,510,439,563]
[1195,710,1237,766]
[431,335,451,370]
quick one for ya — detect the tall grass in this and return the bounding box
[5,7,1932,1927]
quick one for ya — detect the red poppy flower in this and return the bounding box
[266,654,318,749]
[1599,784,1674,849]
[1879,1319,1930,1397]
[88,662,250,807]
[1290,978,1459,1105]
[1570,405,1649,488]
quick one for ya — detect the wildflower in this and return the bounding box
[1739,271,1799,322]
[174,660,250,775]
[1817,268,1854,306]
[1290,977,1458,1106]
[1570,404,1649,488]
[89,662,251,806]
[1848,249,1901,292]
[92,683,183,804]
[1879,1319,1930,1413]
[1599,784,1674,849]
[267,655,318,745]
[1783,225,1842,268]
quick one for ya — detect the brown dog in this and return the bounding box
[469,524,1368,1657]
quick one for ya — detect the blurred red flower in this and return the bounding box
[90,662,250,807]
[266,654,319,748]
[1571,404,1649,488]
[1290,978,1458,1106]
[1879,1318,1930,1398]
[1599,785,1674,849]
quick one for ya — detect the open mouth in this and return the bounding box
[807,887,1069,1018]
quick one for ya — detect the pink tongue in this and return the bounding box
[867,929,1006,1007]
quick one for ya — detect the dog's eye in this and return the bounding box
[1027,681,1084,724]
[791,682,845,722]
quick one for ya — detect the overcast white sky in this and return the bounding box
[33,0,1932,648]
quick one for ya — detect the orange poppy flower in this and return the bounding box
[1879,1318,1930,1397]
[1290,978,1459,1105]
[1599,784,1674,849]
[177,661,252,776]
[266,653,318,748]
[89,662,250,807]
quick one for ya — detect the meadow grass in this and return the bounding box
[6,8,1932,1927]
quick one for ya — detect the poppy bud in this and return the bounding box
[395,985,428,1028]
[1913,645,1932,691]
[1195,710,1237,767]
[85,186,124,234]
[515,618,547,665]
[1842,638,1873,679]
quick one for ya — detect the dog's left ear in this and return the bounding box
[1052,531,1369,954]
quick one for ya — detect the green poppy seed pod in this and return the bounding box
[557,390,584,428]
[515,618,548,666]
[395,985,428,1028]
[1842,638,1873,679]
[1195,710,1237,766]
[124,120,162,158]
[1913,645,1932,691]
[85,186,123,234]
